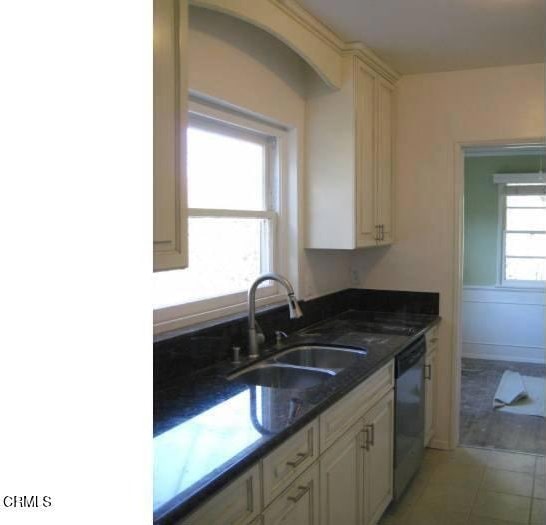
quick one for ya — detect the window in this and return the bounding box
[153,102,288,327]
[500,183,546,285]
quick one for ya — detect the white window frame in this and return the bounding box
[498,182,546,288]
[153,99,291,333]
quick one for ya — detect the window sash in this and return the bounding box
[154,99,290,333]
[500,185,546,285]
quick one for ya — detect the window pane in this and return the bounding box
[507,195,546,208]
[505,257,546,281]
[506,233,546,257]
[153,217,271,308]
[506,208,546,231]
[187,127,265,210]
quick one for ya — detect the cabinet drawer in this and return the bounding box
[263,420,318,507]
[319,361,394,452]
[263,462,319,525]
[181,464,261,525]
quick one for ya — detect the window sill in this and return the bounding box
[153,293,289,340]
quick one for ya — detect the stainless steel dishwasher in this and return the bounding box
[393,336,426,500]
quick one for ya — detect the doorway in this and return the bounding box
[458,144,546,454]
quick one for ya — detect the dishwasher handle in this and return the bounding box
[396,337,426,377]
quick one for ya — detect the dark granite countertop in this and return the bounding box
[153,310,440,524]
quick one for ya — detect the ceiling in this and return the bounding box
[297,0,545,74]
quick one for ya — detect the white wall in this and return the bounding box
[462,287,545,364]
[188,6,352,300]
[352,63,545,448]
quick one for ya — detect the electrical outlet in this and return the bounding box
[351,269,360,286]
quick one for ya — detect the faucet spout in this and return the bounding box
[247,273,302,358]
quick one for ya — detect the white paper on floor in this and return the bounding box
[493,370,545,417]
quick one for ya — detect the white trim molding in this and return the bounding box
[462,285,545,364]
[189,0,400,87]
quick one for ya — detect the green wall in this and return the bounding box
[464,154,545,286]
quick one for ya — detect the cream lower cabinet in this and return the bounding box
[363,391,395,524]
[320,420,365,524]
[182,464,261,525]
[263,462,320,525]
[424,325,439,446]
[320,391,394,525]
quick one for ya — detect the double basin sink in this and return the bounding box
[228,345,368,390]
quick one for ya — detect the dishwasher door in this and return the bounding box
[393,337,426,500]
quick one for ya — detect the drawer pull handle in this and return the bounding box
[286,452,307,468]
[361,429,369,450]
[287,485,309,503]
[367,424,375,447]
[425,364,432,381]
[429,337,439,343]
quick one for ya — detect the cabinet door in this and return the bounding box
[153,0,188,271]
[375,78,394,245]
[355,60,377,248]
[263,462,319,525]
[363,391,394,525]
[181,464,261,525]
[425,349,437,446]
[320,420,365,525]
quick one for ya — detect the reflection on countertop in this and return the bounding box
[153,309,440,524]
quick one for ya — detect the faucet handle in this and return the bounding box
[275,330,288,346]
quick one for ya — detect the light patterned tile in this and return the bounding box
[405,505,468,525]
[378,512,405,525]
[468,517,527,525]
[536,456,546,477]
[472,490,531,524]
[417,484,478,513]
[427,462,485,489]
[487,450,537,474]
[534,475,545,500]
[531,498,546,524]
[482,468,534,497]
[448,446,492,467]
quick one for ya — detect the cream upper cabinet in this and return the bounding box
[375,78,394,245]
[306,54,396,250]
[153,0,188,271]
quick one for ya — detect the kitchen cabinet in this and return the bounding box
[263,463,319,525]
[320,386,394,525]
[182,464,261,525]
[320,420,364,525]
[153,0,188,271]
[262,421,318,507]
[363,391,394,524]
[424,325,439,446]
[306,54,395,249]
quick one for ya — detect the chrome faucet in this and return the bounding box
[247,273,303,358]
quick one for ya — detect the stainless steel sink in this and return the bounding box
[274,345,367,370]
[230,364,334,390]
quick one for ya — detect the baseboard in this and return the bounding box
[462,342,545,364]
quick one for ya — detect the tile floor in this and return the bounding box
[460,358,546,455]
[379,447,546,525]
